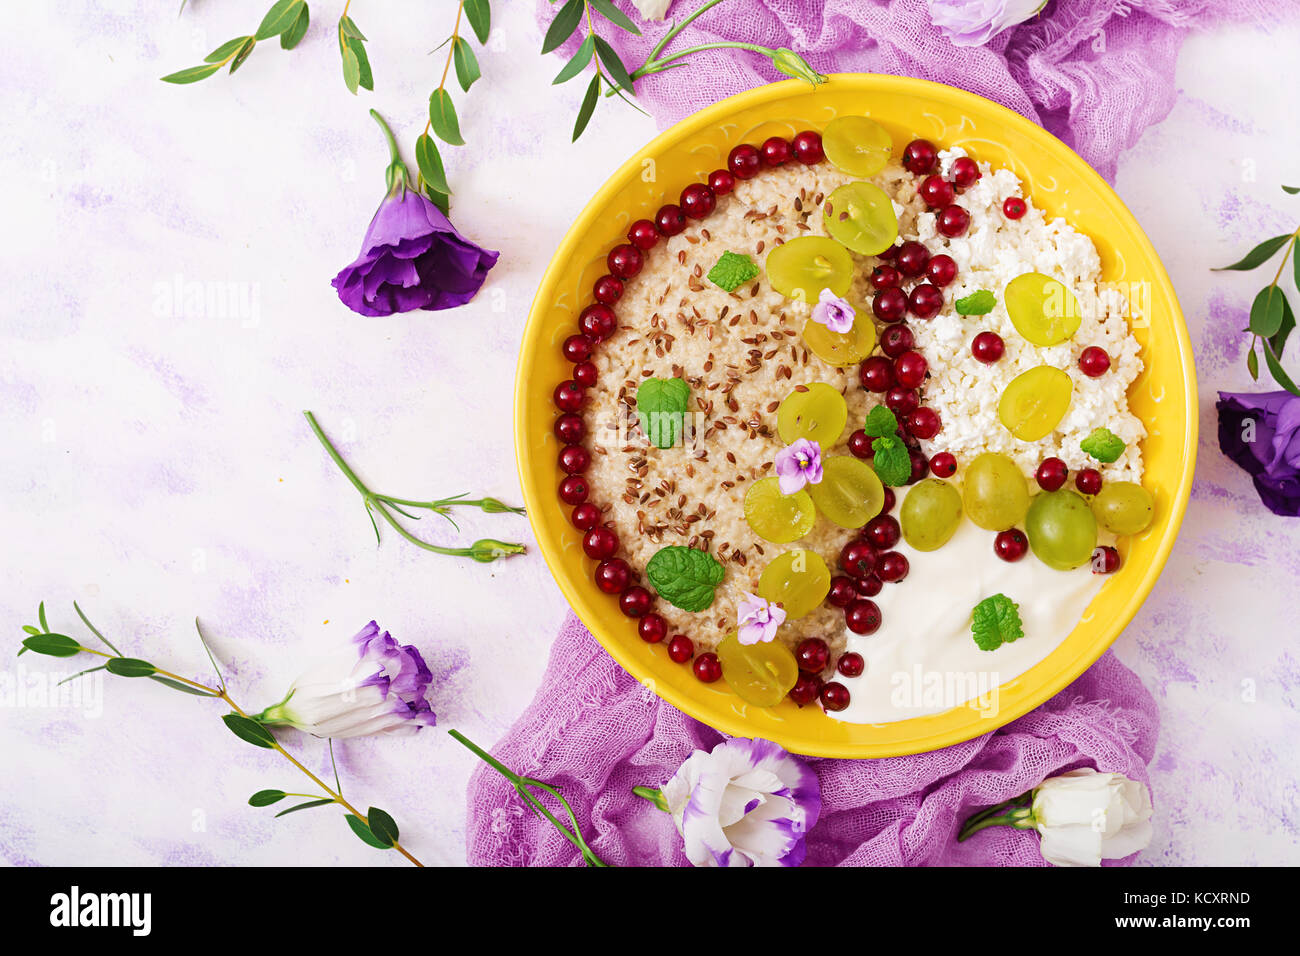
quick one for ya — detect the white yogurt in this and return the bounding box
[832,514,1108,725]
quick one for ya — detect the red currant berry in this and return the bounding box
[760,136,791,167]
[878,244,900,261]
[554,413,584,444]
[994,528,1029,562]
[592,275,623,305]
[655,203,687,236]
[1003,196,1027,220]
[902,139,938,176]
[792,130,825,165]
[930,451,957,477]
[573,361,597,388]
[579,303,617,340]
[558,475,589,505]
[872,287,908,323]
[857,574,883,598]
[828,575,858,608]
[837,652,865,678]
[908,283,944,319]
[619,585,652,618]
[1076,468,1102,496]
[951,156,981,189]
[876,551,910,583]
[848,429,872,459]
[627,219,658,251]
[860,356,896,392]
[795,638,830,673]
[554,380,585,412]
[666,634,693,663]
[559,444,590,474]
[707,168,736,196]
[679,183,715,220]
[582,526,619,560]
[870,264,902,289]
[1092,546,1120,575]
[595,558,630,594]
[919,174,955,208]
[894,350,928,388]
[907,406,941,440]
[845,600,881,635]
[570,503,601,530]
[881,487,896,514]
[820,681,851,712]
[727,143,761,180]
[1079,346,1111,377]
[885,386,920,417]
[908,448,929,484]
[926,254,958,287]
[895,241,931,278]
[562,333,594,363]
[864,514,901,549]
[880,324,915,358]
[1036,457,1069,492]
[638,613,667,644]
[607,243,643,280]
[937,204,971,238]
[693,652,722,682]
[840,540,877,579]
[789,672,823,706]
[971,330,1005,364]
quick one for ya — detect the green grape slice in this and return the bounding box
[998,365,1072,442]
[744,476,817,543]
[802,306,877,367]
[766,236,854,304]
[900,478,964,551]
[1005,272,1083,346]
[806,455,885,529]
[717,632,799,708]
[962,452,1031,532]
[822,116,892,177]
[777,383,849,447]
[1089,481,1154,535]
[757,549,831,620]
[823,182,899,256]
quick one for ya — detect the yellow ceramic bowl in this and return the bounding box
[515,74,1196,758]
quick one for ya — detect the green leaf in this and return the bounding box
[862,405,899,439]
[275,798,335,817]
[222,713,277,749]
[74,601,123,656]
[205,37,253,63]
[1270,292,1295,359]
[345,814,392,849]
[1080,426,1126,464]
[542,0,584,54]
[645,546,725,613]
[340,41,361,93]
[971,593,1024,651]
[635,377,690,449]
[280,3,310,49]
[572,73,600,142]
[1247,341,1260,380]
[160,63,223,84]
[1249,285,1285,338]
[105,657,157,678]
[428,89,465,146]
[38,602,49,632]
[22,625,40,636]
[228,37,257,74]
[453,36,481,92]
[1283,185,1300,195]
[416,133,451,196]
[1261,337,1300,396]
[1213,233,1292,271]
[424,184,450,215]
[589,0,641,34]
[339,14,366,40]
[706,251,760,292]
[249,789,286,807]
[366,806,399,846]
[20,633,82,658]
[149,675,220,697]
[57,664,107,686]
[870,435,911,486]
[593,35,634,92]
[256,0,304,40]
[955,290,996,316]
[346,35,373,91]
[553,33,594,85]
[464,0,491,44]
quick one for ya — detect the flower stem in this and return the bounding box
[370,109,410,195]
[633,785,669,812]
[957,795,1036,842]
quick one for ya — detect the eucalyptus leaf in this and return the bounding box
[1262,337,1300,396]
[228,37,257,74]
[150,675,219,697]
[345,814,391,849]
[161,63,223,85]
[589,0,641,34]
[1269,289,1295,360]
[205,37,253,63]
[281,4,310,50]
[424,184,450,216]
[275,798,335,817]
[340,14,366,40]
[1213,233,1292,271]
[553,34,594,85]
[464,0,491,44]
[248,789,287,807]
[256,0,304,40]
[105,657,157,678]
[542,0,583,54]
[428,89,465,146]
[1283,185,1300,195]
[20,633,82,658]
[222,713,277,749]
[1249,285,1285,338]
[346,35,373,91]
[573,73,600,142]
[22,625,40,636]
[416,133,451,196]
[38,602,50,631]
[57,664,107,686]
[593,36,634,92]
[366,806,399,846]
[1247,342,1260,380]
[340,42,361,94]
[453,36,481,92]
[74,601,123,656]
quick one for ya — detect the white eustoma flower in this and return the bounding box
[1031,768,1153,867]
[631,0,674,21]
[929,0,1048,47]
[256,621,437,739]
[662,737,820,867]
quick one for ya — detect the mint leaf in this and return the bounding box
[1080,427,1126,464]
[862,405,899,439]
[971,594,1024,651]
[955,290,996,315]
[707,251,760,292]
[635,377,690,449]
[871,435,911,486]
[646,546,725,612]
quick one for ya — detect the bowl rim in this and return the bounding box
[514,73,1198,757]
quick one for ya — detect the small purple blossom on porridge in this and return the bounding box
[810,287,856,333]
[775,438,823,494]
[737,593,786,645]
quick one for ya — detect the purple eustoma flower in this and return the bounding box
[737,592,786,645]
[661,737,821,867]
[774,438,823,495]
[1217,390,1300,516]
[811,287,855,334]
[256,621,437,738]
[331,111,498,317]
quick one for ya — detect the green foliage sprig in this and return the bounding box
[161,0,311,84]
[19,602,425,866]
[1213,184,1300,395]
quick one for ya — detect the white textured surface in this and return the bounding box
[1,2,1297,866]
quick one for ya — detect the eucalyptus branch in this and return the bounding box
[161,0,311,84]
